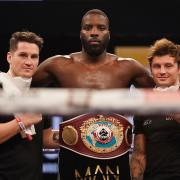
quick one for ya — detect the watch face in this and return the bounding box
[53,132,59,143]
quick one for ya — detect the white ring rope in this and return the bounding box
[0,88,180,115]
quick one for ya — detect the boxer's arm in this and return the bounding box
[31,58,54,87]
[130,134,146,180]
[132,60,155,88]
[43,128,59,149]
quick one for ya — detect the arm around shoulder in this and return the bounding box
[131,59,154,88]
[32,55,61,87]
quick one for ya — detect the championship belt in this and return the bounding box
[59,113,132,159]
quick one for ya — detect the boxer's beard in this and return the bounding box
[81,37,109,57]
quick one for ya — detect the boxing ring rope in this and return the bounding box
[0,88,180,115]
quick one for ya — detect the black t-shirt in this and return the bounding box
[0,115,50,180]
[59,149,130,180]
[134,115,180,180]
[59,115,131,180]
[0,71,51,180]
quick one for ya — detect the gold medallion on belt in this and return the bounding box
[80,115,124,153]
[62,125,78,145]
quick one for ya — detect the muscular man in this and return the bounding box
[0,31,58,180]
[130,38,180,180]
[32,9,154,180]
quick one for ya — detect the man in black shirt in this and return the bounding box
[130,38,180,180]
[0,31,59,180]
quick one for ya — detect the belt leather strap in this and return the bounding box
[59,113,132,159]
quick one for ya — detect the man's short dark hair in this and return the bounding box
[9,31,44,52]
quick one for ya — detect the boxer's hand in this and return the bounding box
[17,113,42,127]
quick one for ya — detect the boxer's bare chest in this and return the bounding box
[53,62,133,89]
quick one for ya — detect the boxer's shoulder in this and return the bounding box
[116,57,144,70]
[69,52,82,62]
[117,57,137,63]
[43,55,73,67]
[47,55,72,61]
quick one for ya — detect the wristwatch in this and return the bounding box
[53,132,59,143]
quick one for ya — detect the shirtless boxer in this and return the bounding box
[32,9,154,180]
